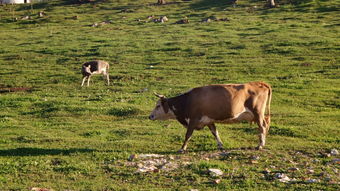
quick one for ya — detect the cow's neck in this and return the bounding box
[167,94,189,126]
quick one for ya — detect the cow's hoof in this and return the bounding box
[178,149,186,154]
[256,146,263,150]
[218,146,225,151]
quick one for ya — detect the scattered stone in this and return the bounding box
[201,16,229,23]
[301,62,312,67]
[305,179,320,183]
[330,158,340,164]
[136,165,158,173]
[201,18,211,23]
[217,18,230,22]
[128,154,136,161]
[92,20,113,27]
[120,9,134,13]
[161,161,179,171]
[147,15,155,20]
[138,154,164,159]
[21,16,31,20]
[65,15,78,20]
[38,11,46,17]
[31,188,54,191]
[219,152,230,157]
[275,173,291,183]
[153,16,169,23]
[208,168,223,177]
[213,179,221,184]
[249,155,259,164]
[262,168,271,174]
[182,161,191,166]
[288,160,298,164]
[288,167,300,171]
[175,18,189,24]
[160,16,168,22]
[330,149,339,156]
[307,169,315,174]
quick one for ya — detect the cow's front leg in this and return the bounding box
[208,123,224,150]
[178,126,194,153]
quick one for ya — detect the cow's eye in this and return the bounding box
[156,105,160,109]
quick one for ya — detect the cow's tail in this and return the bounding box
[107,62,110,71]
[265,83,272,131]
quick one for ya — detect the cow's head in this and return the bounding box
[149,93,175,120]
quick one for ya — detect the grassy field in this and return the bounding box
[0,0,339,190]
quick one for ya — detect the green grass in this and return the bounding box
[0,0,339,190]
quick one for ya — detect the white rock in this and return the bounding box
[279,176,291,183]
[208,168,223,177]
[307,169,315,174]
[330,149,339,156]
[306,179,320,183]
[138,154,164,159]
[275,173,291,183]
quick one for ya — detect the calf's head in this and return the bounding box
[149,93,175,120]
[82,65,92,76]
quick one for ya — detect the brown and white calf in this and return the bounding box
[81,60,110,87]
[149,82,272,153]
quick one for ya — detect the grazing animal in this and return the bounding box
[149,82,272,153]
[81,60,110,87]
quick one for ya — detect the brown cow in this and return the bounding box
[149,82,272,153]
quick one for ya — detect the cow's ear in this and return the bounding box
[154,92,166,99]
[161,98,169,113]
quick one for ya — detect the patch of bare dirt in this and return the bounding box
[0,85,33,93]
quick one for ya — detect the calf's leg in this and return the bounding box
[87,75,91,87]
[105,73,110,85]
[81,76,87,87]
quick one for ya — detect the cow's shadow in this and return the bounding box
[0,147,95,157]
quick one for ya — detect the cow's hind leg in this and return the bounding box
[255,115,268,150]
[208,123,224,150]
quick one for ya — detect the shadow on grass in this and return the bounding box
[16,0,107,11]
[0,147,95,156]
[232,125,307,138]
[190,0,233,11]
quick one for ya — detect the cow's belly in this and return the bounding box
[200,107,254,125]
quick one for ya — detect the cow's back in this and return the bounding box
[185,82,269,120]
